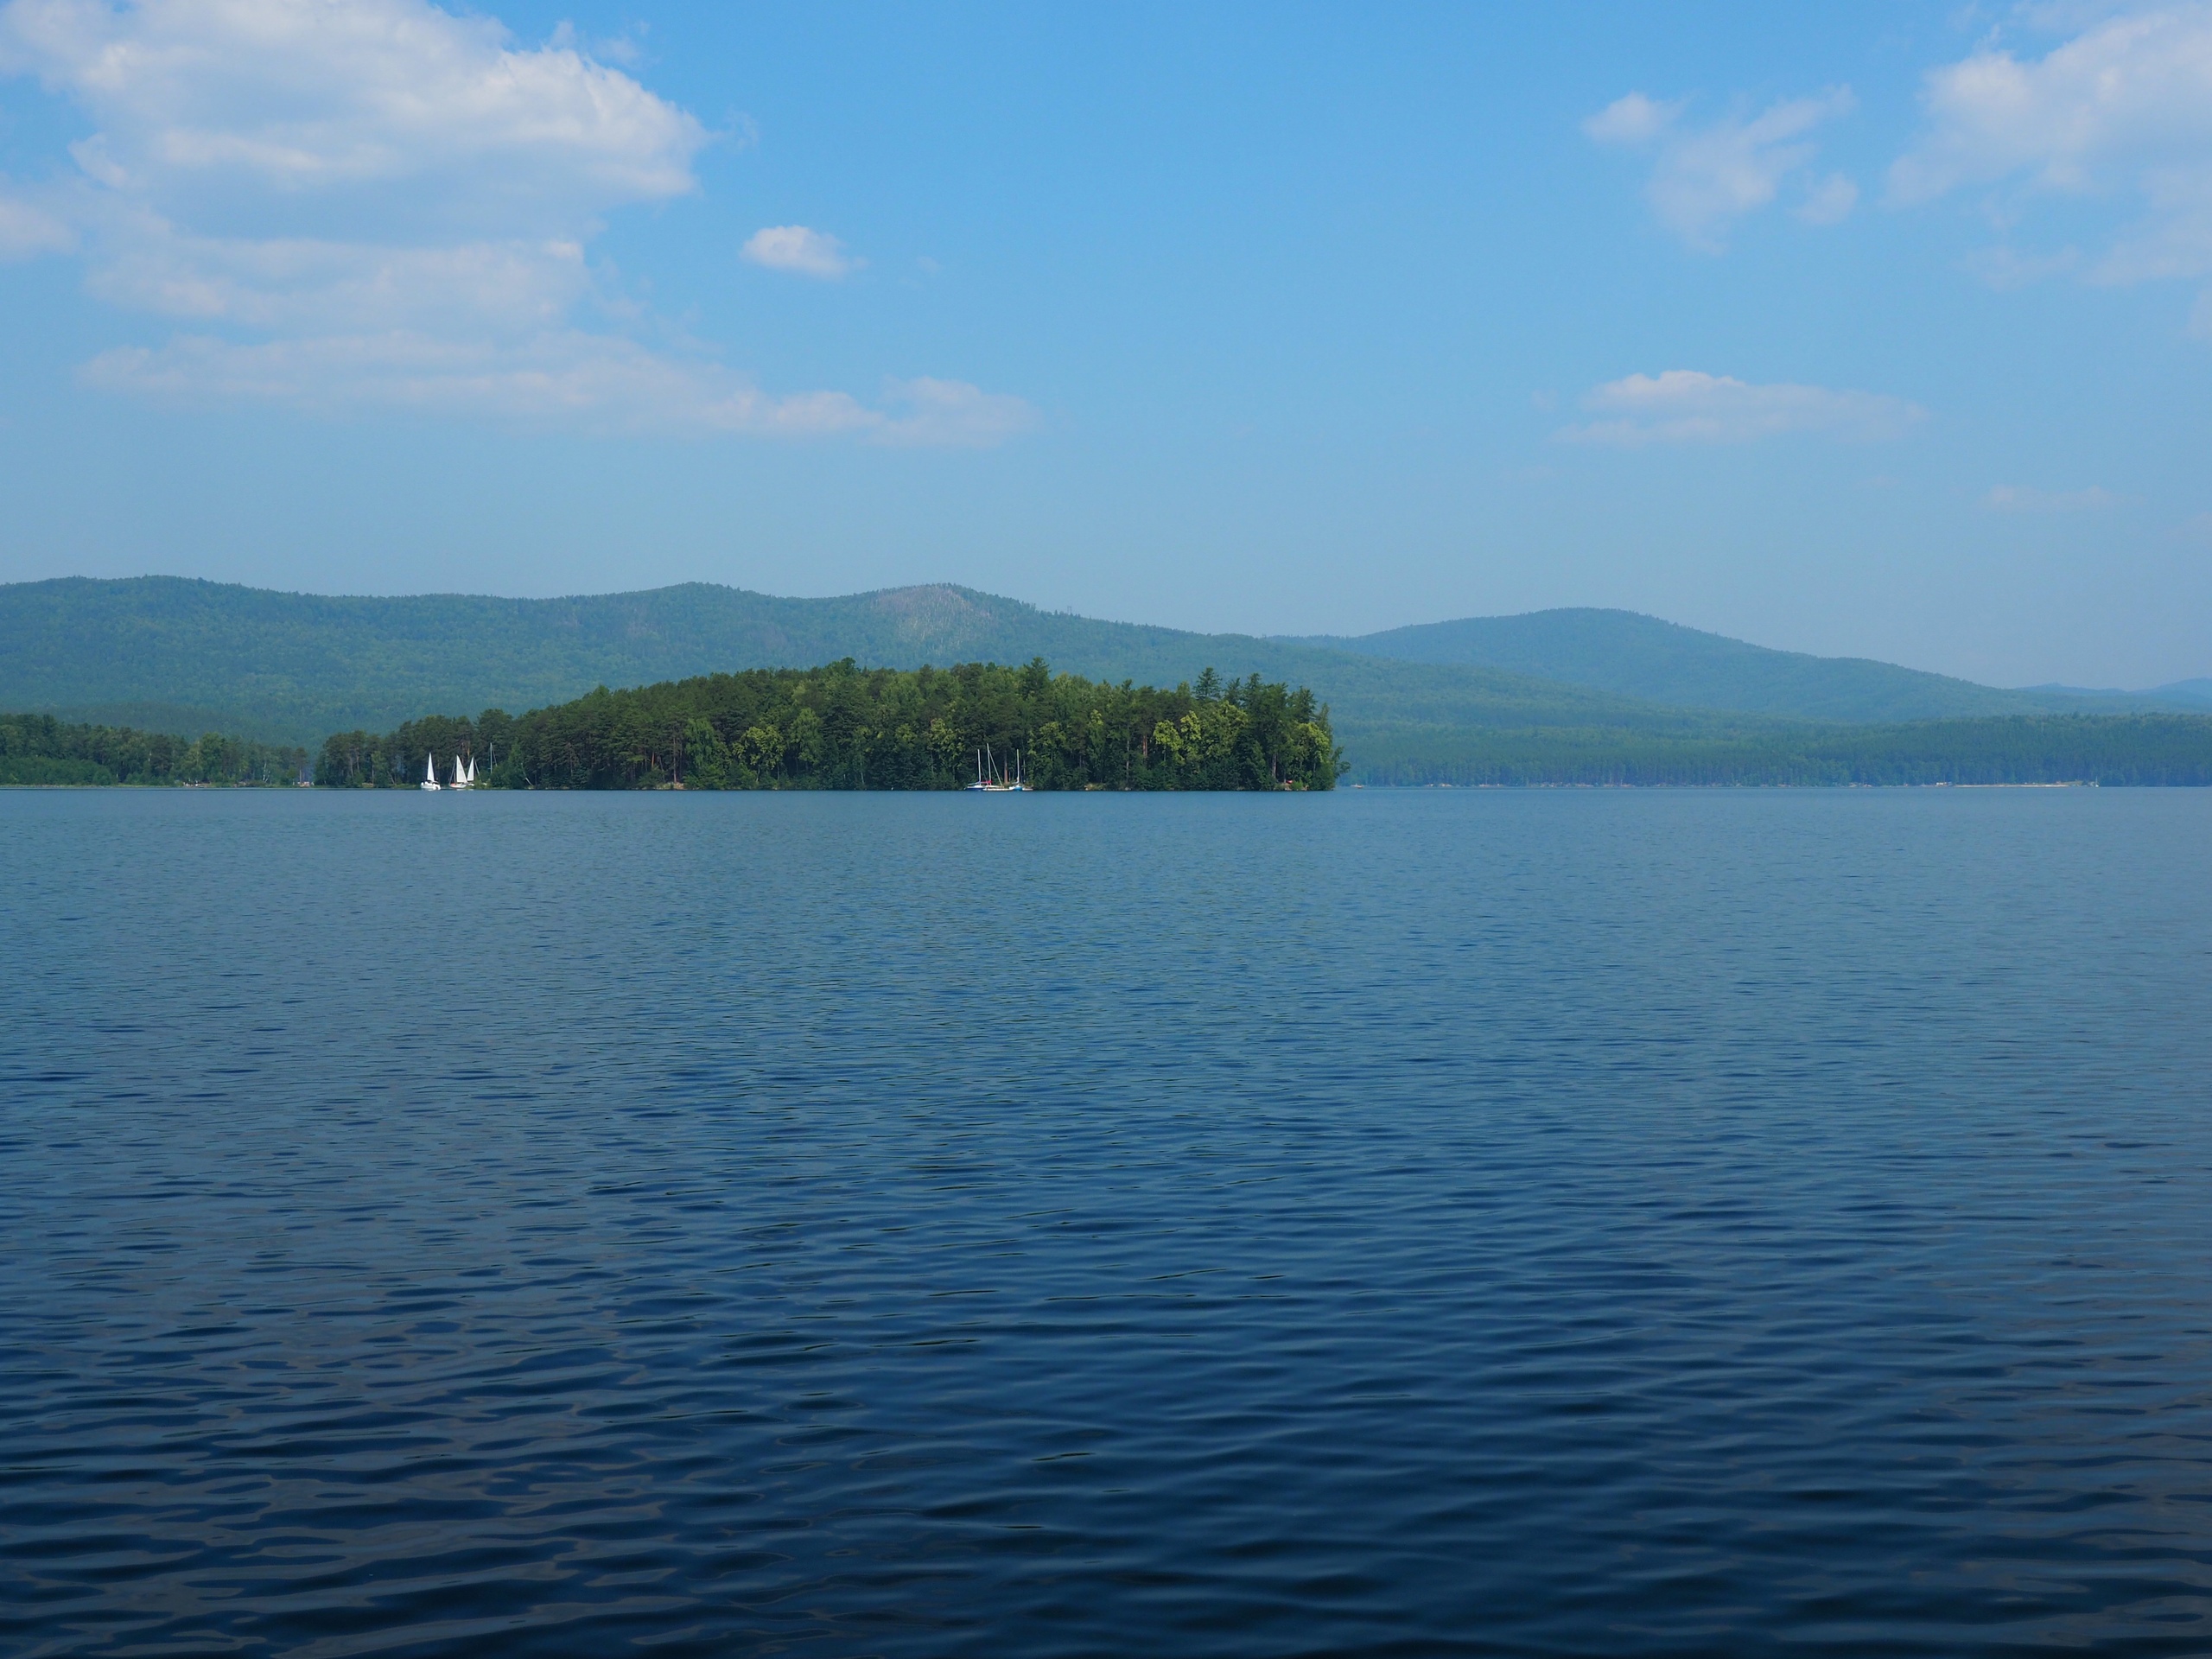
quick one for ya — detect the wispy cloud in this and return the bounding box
[1985,483,2119,512]
[0,184,73,257]
[1963,244,2085,289]
[1557,370,1927,446]
[1583,92,1681,148]
[0,0,1026,442]
[868,377,1036,447]
[1585,87,1857,251]
[1893,4,2212,321]
[81,331,1032,444]
[741,225,859,279]
[1796,173,1859,226]
[79,331,862,431]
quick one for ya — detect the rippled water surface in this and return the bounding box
[6,787,2212,1656]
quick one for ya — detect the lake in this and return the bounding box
[4,786,2212,1656]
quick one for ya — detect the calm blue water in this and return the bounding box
[5,787,2212,1656]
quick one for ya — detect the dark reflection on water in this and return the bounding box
[4,787,2212,1656]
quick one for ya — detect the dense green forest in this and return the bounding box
[1351,714,2212,787]
[315,659,1342,791]
[0,713,308,786]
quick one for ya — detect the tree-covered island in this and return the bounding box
[315,658,1344,791]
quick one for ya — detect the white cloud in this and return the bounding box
[741,224,858,279]
[1582,92,1681,147]
[1963,243,2084,287]
[871,377,1036,447]
[2100,167,2212,281]
[1557,369,1928,446]
[79,329,874,432]
[1894,6,2212,289]
[79,330,1032,444]
[1891,7,2212,200]
[1797,172,1860,226]
[0,0,1027,443]
[1586,87,1856,251]
[80,208,591,331]
[0,0,705,215]
[1985,483,2119,511]
[0,185,73,256]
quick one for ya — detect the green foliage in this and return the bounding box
[319,659,1342,791]
[0,712,308,785]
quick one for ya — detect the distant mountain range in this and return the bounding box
[1289,608,2198,722]
[2016,677,2212,709]
[0,576,1683,758]
[1,575,2202,778]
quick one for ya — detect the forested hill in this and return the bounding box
[0,575,1733,755]
[3,577,2190,770]
[1288,608,2190,724]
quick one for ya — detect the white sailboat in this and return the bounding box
[451,753,473,789]
[421,753,441,791]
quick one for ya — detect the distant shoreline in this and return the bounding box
[0,779,2152,794]
[1349,779,2107,790]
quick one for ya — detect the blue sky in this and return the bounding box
[2,1,2209,686]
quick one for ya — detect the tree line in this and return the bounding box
[1347,714,2212,787]
[0,714,309,786]
[314,658,1344,791]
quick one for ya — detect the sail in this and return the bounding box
[424,753,436,784]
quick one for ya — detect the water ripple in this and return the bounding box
[5,788,2212,1655]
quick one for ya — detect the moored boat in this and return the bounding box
[967,745,1027,791]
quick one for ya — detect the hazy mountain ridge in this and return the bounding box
[2017,678,2212,709]
[1288,608,2195,723]
[4,578,2198,780]
[0,575,1707,757]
